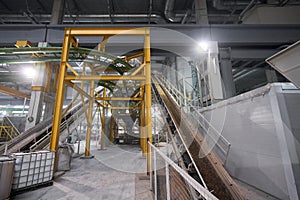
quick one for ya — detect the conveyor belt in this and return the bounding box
[152,75,244,200]
[0,100,86,155]
[152,83,202,199]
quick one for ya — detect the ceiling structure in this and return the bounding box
[0,0,299,107]
[0,0,299,25]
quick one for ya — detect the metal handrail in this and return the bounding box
[149,142,218,200]
[155,73,231,165]
[29,101,86,151]
[3,116,21,135]
[151,82,207,189]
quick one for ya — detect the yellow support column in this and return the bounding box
[50,29,71,170]
[144,28,152,174]
[100,88,106,150]
[109,115,115,143]
[84,78,95,157]
[140,95,146,155]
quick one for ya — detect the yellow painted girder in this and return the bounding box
[125,52,144,62]
[65,75,146,81]
[67,27,148,36]
[0,84,30,99]
[95,97,142,101]
[65,80,93,100]
[66,63,79,76]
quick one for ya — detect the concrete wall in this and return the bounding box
[243,6,300,24]
[279,90,300,198]
[200,83,300,200]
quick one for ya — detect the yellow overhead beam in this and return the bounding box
[65,80,93,100]
[65,75,145,81]
[66,63,79,76]
[15,40,33,48]
[67,27,148,36]
[70,36,78,47]
[109,106,139,110]
[0,84,30,99]
[131,63,146,76]
[125,52,144,62]
[95,97,142,101]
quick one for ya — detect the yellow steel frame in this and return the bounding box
[0,84,30,99]
[0,126,19,140]
[50,27,152,173]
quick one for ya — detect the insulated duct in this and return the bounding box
[164,0,176,22]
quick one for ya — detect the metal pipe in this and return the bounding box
[278,0,290,6]
[238,0,257,22]
[106,0,114,24]
[164,0,176,22]
[212,0,254,10]
[195,0,209,24]
[234,68,262,81]
[50,0,65,24]
[148,0,153,24]
[181,9,191,24]
[0,13,243,24]
[0,14,167,24]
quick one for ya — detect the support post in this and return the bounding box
[50,0,65,24]
[154,148,158,200]
[166,162,170,200]
[109,115,114,143]
[44,63,55,119]
[77,123,81,154]
[219,47,236,99]
[144,29,152,174]
[100,88,106,150]
[50,30,71,170]
[265,69,279,83]
[194,0,209,24]
[140,87,146,155]
[25,42,47,131]
[84,77,94,157]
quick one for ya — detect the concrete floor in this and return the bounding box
[11,140,279,200]
[12,144,153,200]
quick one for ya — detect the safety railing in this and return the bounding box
[149,142,218,200]
[0,126,19,141]
[155,73,231,166]
[29,100,86,151]
[151,82,207,190]
[0,116,20,141]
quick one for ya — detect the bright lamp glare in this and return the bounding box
[23,67,36,78]
[198,41,209,51]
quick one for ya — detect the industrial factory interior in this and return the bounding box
[0,0,300,200]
